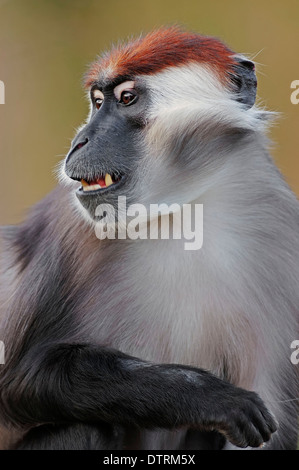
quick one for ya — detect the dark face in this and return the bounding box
[64,79,147,220]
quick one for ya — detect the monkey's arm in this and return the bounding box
[0,342,277,448]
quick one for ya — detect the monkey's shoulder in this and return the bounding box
[0,185,85,273]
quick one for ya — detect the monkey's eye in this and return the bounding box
[119,90,138,106]
[95,98,103,110]
[92,89,104,110]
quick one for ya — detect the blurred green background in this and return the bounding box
[0,0,299,224]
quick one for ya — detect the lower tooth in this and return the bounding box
[83,184,101,192]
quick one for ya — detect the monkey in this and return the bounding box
[0,26,298,450]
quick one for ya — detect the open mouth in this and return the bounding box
[75,173,124,194]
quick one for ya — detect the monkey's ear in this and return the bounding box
[231,57,257,109]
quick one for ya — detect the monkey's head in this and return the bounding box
[63,27,263,223]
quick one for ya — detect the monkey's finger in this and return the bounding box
[228,415,265,448]
[260,408,278,435]
[220,422,255,448]
[223,429,249,449]
[245,393,278,435]
[241,418,268,448]
[249,407,278,443]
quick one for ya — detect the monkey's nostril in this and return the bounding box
[74,137,88,151]
[66,137,88,164]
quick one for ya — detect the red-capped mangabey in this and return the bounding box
[0,27,298,450]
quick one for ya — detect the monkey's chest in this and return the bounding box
[80,242,231,372]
